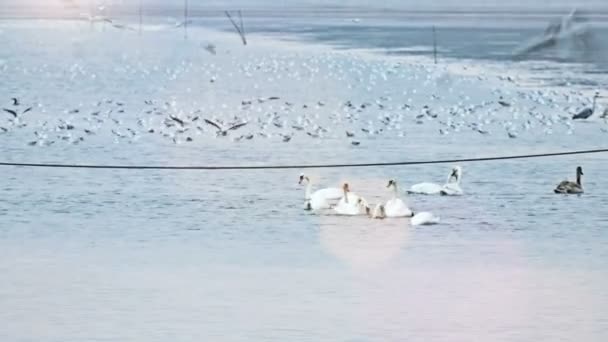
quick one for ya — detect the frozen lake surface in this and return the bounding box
[0,18,607,341]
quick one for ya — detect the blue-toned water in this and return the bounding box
[0,15,607,342]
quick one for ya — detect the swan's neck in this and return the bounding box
[447,173,455,184]
[449,171,460,184]
[592,96,597,112]
[577,173,582,186]
[305,181,312,199]
[391,184,399,199]
[343,188,349,203]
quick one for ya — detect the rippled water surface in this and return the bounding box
[1,18,607,342]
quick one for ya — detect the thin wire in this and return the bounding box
[0,148,605,171]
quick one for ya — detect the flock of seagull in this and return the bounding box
[3,4,608,150]
[2,19,608,148]
[1,85,606,147]
[299,164,586,225]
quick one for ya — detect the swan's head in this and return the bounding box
[577,166,584,176]
[386,179,397,188]
[298,173,309,185]
[450,166,462,182]
[342,183,351,192]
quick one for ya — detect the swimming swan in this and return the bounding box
[411,212,441,226]
[409,166,463,196]
[384,179,414,217]
[371,199,439,225]
[554,166,584,194]
[440,166,463,196]
[334,183,369,215]
[299,174,343,210]
[371,204,386,219]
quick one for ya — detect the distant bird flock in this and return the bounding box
[1,84,606,147]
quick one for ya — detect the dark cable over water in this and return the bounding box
[0,148,606,171]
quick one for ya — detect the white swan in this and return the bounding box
[408,166,463,196]
[299,174,343,210]
[440,166,463,196]
[408,182,444,195]
[371,204,386,219]
[411,212,441,226]
[384,179,414,217]
[371,197,439,225]
[333,183,368,216]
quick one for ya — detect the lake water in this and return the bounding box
[0,15,607,342]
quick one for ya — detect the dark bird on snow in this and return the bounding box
[498,96,511,107]
[170,115,185,126]
[204,43,217,55]
[3,108,17,118]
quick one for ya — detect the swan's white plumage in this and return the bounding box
[304,196,329,210]
[305,187,343,210]
[385,198,413,217]
[300,175,343,210]
[411,212,440,226]
[385,180,414,217]
[333,194,365,215]
[409,182,443,195]
[440,182,463,196]
[333,183,367,216]
[311,188,343,201]
[409,166,463,196]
